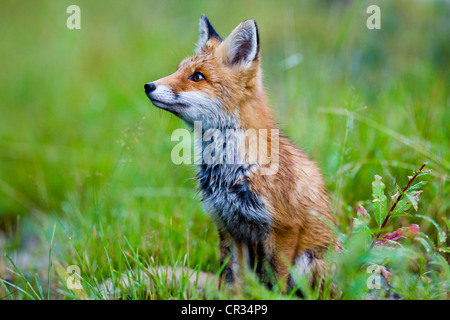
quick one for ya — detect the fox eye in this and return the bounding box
[189,72,205,82]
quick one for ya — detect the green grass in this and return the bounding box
[0,0,448,299]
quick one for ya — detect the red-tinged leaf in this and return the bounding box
[400,224,420,237]
[405,191,422,211]
[380,224,420,243]
[379,266,392,284]
[393,189,423,216]
[358,205,368,218]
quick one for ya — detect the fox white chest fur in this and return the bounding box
[145,15,334,292]
[195,128,271,244]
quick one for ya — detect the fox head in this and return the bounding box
[145,15,271,131]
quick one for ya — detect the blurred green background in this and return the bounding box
[0,0,448,298]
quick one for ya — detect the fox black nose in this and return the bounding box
[144,83,156,94]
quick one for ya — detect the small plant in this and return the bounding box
[325,162,449,300]
[371,162,429,246]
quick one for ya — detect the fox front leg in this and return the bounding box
[218,229,239,288]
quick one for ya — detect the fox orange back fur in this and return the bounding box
[145,15,334,292]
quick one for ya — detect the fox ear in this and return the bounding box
[196,15,221,53]
[220,19,260,67]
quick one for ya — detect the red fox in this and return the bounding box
[145,15,334,292]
